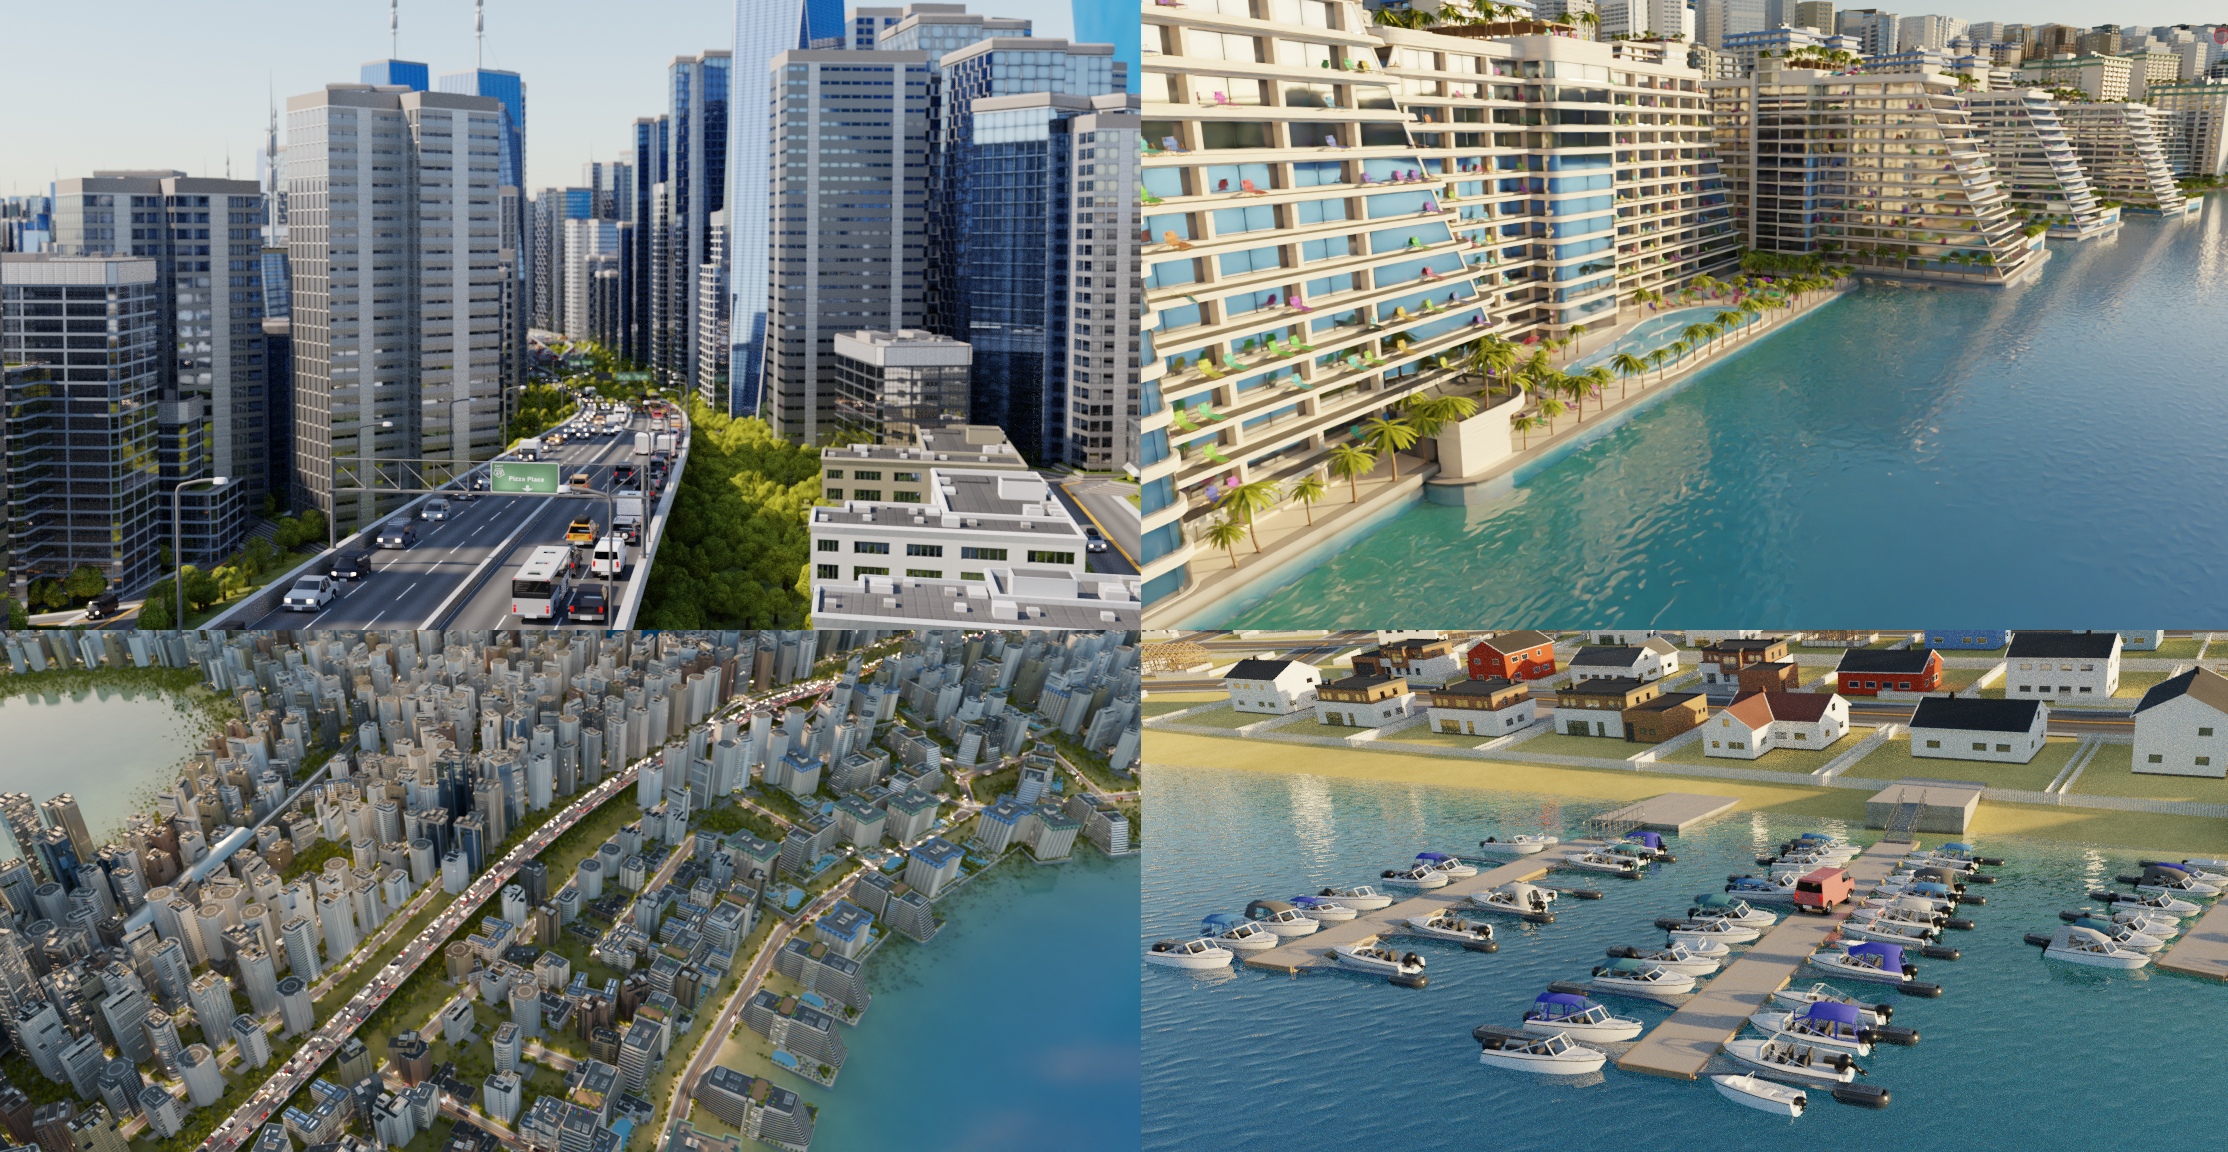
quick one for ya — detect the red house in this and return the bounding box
[1468,630,1559,681]
[1834,648,1942,696]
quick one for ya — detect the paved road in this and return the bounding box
[242,411,664,631]
[1053,477,1140,577]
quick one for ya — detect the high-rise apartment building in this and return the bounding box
[2057,102,2191,214]
[1834,8,1901,55]
[437,68,529,405]
[1601,0,1697,39]
[2147,80,2228,178]
[563,219,619,340]
[1051,97,1142,472]
[1698,0,1769,50]
[286,83,507,533]
[1704,62,2042,281]
[1793,2,1836,33]
[1966,91,2118,239]
[648,51,730,402]
[1897,14,1965,52]
[763,48,933,443]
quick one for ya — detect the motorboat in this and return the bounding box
[2148,859,2228,884]
[2065,917,2166,952]
[1562,850,1644,876]
[1860,887,1957,915]
[1912,841,2004,866]
[1720,1037,1860,1085]
[1746,1002,1873,1055]
[1588,957,1698,995]
[1711,1073,1807,1118]
[2093,890,2201,917]
[1604,943,1721,977]
[1315,885,1395,911]
[1330,943,1427,978]
[1519,992,1644,1042]
[2124,866,2222,898]
[1776,846,1859,866]
[1770,983,1893,1026]
[1464,882,1559,922]
[1790,832,1853,850]
[1724,876,1800,903]
[1199,913,1280,952]
[1415,851,1478,878]
[2066,906,2180,936]
[2179,856,2228,871]
[1621,831,1675,859]
[1479,834,1559,855]
[1288,895,1360,922]
[1806,942,1917,985]
[1378,863,1452,890]
[2031,925,2151,969]
[1241,900,1322,937]
[1894,855,1984,876]
[1841,914,1939,946]
[1657,917,1763,946]
[1143,937,1234,969]
[1396,913,1499,947]
[1688,894,1777,929]
[1475,1026,1609,1074]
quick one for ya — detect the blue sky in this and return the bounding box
[0,0,1075,197]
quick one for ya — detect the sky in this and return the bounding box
[0,0,1075,199]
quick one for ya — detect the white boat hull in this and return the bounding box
[1398,919,1496,944]
[1747,1012,1869,1055]
[1711,1074,1807,1117]
[2135,881,2221,898]
[1381,873,1451,890]
[1298,906,1358,922]
[1331,947,1423,977]
[1319,889,1395,911]
[1837,922,1931,947]
[1804,954,1907,985]
[1632,955,1718,977]
[2044,945,2150,969]
[1720,1039,1855,1085]
[1593,973,1697,995]
[1522,1016,1644,1043]
[1480,836,1558,855]
[1213,932,1279,952]
[1669,924,1761,946]
[1478,1047,1607,1074]
[1143,945,1234,969]
[1769,988,1888,1025]
[1257,918,1320,937]
[1564,858,1642,875]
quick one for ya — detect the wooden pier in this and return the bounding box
[1584,793,1740,834]
[1616,837,1914,1080]
[2156,895,2228,982]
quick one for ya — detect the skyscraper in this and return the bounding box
[650,51,730,401]
[286,83,508,534]
[732,0,848,418]
[1071,0,1140,92]
[437,68,530,406]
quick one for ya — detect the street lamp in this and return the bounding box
[174,476,228,629]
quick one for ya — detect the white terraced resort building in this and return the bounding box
[1965,91,2120,240]
[2145,80,2228,179]
[1137,0,1738,607]
[2055,102,2189,214]
[1701,61,2045,284]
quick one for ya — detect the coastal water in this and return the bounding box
[1142,764,2228,1149]
[0,683,216,852]
[1224,198,2228,625]
[815,848,1142,1152]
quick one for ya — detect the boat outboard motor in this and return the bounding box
[1464,935,1499,953]
[1919,945,1960,961]
[1863,1024,1920,1046]
[1832,1084,1893,1108]
[1895,981,1943,998]
[2024,933,2056,947]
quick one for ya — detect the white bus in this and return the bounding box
[509,545,574,621]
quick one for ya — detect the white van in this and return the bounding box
[591,535,630,578]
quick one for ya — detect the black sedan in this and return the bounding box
[567,583,609,625]
[329,550,376,580]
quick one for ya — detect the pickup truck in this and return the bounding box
[612,496,646,545]
[283,575,338,612]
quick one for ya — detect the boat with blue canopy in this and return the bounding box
[1518,992,1643,1041]
[1199,912,1279,952]
[1415,851,1478,877]
[1806,941,1916,984]
[1746,1001,1874,1055]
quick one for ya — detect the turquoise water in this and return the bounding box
[1142,764,2226,1149]
[1223,199,2228,625]
[0,685,213,853]
[814,849,1141,1152]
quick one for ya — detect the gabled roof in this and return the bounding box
[1434,677,1524,697]
[2133,667,2228,716]
[1626,691,1704,713]
[2006,632,2120,659]
[1474,630,1556,653]
[1560,676,1648,696]
[1640,637,1680,656]
[1224,658,1311,683]
[1702,638,1783,654]
[1724,690,1838,727]
[1323,674,1404,691]
[1836,648,1936,674]
[1570,646,1645,667]
[1909,695,2043,734]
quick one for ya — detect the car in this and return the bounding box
[329,550,375,580]
[612,464,638,487]
[566,518,598,545]
[283,575,337,612]
[1084,526,1107,553]
[569,471,594,491]
[421,498,451,521]
[376,522,417,549]
[82,592,122,621]
[546,433,565,446]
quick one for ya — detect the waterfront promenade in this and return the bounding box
[1617,837,1913,1080]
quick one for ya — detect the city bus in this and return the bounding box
[509,545,575,621]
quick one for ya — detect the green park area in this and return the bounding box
[2067,744,2228,804]
[637,401,820,629]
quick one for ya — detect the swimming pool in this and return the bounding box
[1566,305,1755,373]
[1143,764,2223,1149]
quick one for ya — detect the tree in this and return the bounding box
[64,564,108,601]
[1610,352,1647,396]
[1582,366,1613,410]
[1536,395,1568,433]
[1509,413,1543,449]
[1467,337,1518,394]
[1645,347,1672,384]
[1326,442,1377,503]
[138,581,175,629]
[1358,415,1420,481]
[1289,472,1329,526]
[2,596,24,629]
[245,535,278,574]
[1201,517,1250,570]
[1223,479,1282,553]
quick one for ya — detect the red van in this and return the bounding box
[1792,867,1854,914]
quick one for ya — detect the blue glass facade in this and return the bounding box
[360,59,429,90]
[437,70,526,194]
[1071,0,1139,92]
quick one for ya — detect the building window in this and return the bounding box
[825,469,844,479]
[960,570,985,580]
[825,488,843,500]
[905,544,943,557]
[815,564,838,579]
[961,547,1007,560]
[853,541,889,554]
[852,489,882,501]
[1026,550,1075,565]
[2078,686,2091,693]
[893,472,920,482]
[853,470,882,481]
[1728,742,1744,749]
[1897,682,1910,690]
[905,568,940,578]
[1971,742,1986,751]
[816,540,838,552]
[2149,754,2164,763]
[2200,757,2215,766]
[854,566,888,577]
[1925,740,1941,748]
[2202,728,2215,737]
[894,491,921,502]
[2018,685,2030,693]
[1995,743,2010,752]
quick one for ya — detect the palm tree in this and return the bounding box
[1412,392,1479,434]
[1678,322,1712,351]
[1326,442,1377,503]
[1509,413,1543,448]
[1712,309,1744,340]
[1469,337,1518,395]
[1567,322,1589,350]
[1645,346,1672,384]
[1202,517,1250,570]
[1536,395,1568,433]
[1521,347,1553,384]
[1739,299,1766,328]
[1359,414,1421,481]
[1224,479,1281,553]
[1609,352,1646,397]
[1582,366,1613,410]
[1289,472,1328,526]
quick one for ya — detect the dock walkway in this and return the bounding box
[2157,894,2228,981]
[1616,837,1914,1080]
[1583,793,1738,834]
[1244,843,1595,974]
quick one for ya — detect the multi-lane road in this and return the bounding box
[240,407,677,630]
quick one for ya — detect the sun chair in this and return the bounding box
[1203,445,1230,464]
[1393,305,1409,319]
[1289,296,1314,312]
[1170,408,1198,431]
[1161,230,1193,250]
[1139,188,1164,205]
[1404,237,1425,250]
[1362,351,1386,367]
[1421,267,1442,280]
[1288,334,1316,352]
[1215,179,1230,193]
[1268,338,1294,358]
[1421,298,1440,313]
[1197,359,1225,379]
[1323,135,1346,149]
[1239,179,1269,195]
[1218,351,1243,370]
[1161,136,1189,153]
[1358,171,1374,184]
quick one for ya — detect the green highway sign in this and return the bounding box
[615,372,651,381]
[490,461,560,494]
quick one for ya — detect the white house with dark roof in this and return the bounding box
[1567,639,1679,683]
[1590,629,1664,647]
[1683,629,1763,646]
[2005,632,2121,700]
[2131,667,2228,778]
[1907,697,2048,764]
[1222,658,1322,715]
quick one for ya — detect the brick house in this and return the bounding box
[1555,677,1661,737]
[1466,631,1558,681]
[1622,692,1708,743]
[1834,649,1942,696]
[1697,637,1790,686]
[1426,678,1536,737]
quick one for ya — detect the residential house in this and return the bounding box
[1425,678,1536,738]
[1222,659,1322,715]
[1925,629,2012,650]
[1622,692,1708,743]
[1736,662,1801,693]
[2130,667,2228,778]
[1704,692,1852,760]
[1555,678,1663,737]
[1590,630,1663,646]
[1312,676,1417,729]
[1834,649,1942,696]
[1351,636,1471,684]
[1698,637,1791,686]
[1907,697,2048,764]
[1567,642,1678,684]
[2004,632,2121,700]
[2116,630,2164,651]
[1801,630,1881,647]
[1683,629,1763,646]
[1466,631,1559,681]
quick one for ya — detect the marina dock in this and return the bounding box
[1616,837,1914,1080]
[1243,844,1594,973]
[2157,895,2228,982]
[1585,793,1740,834]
